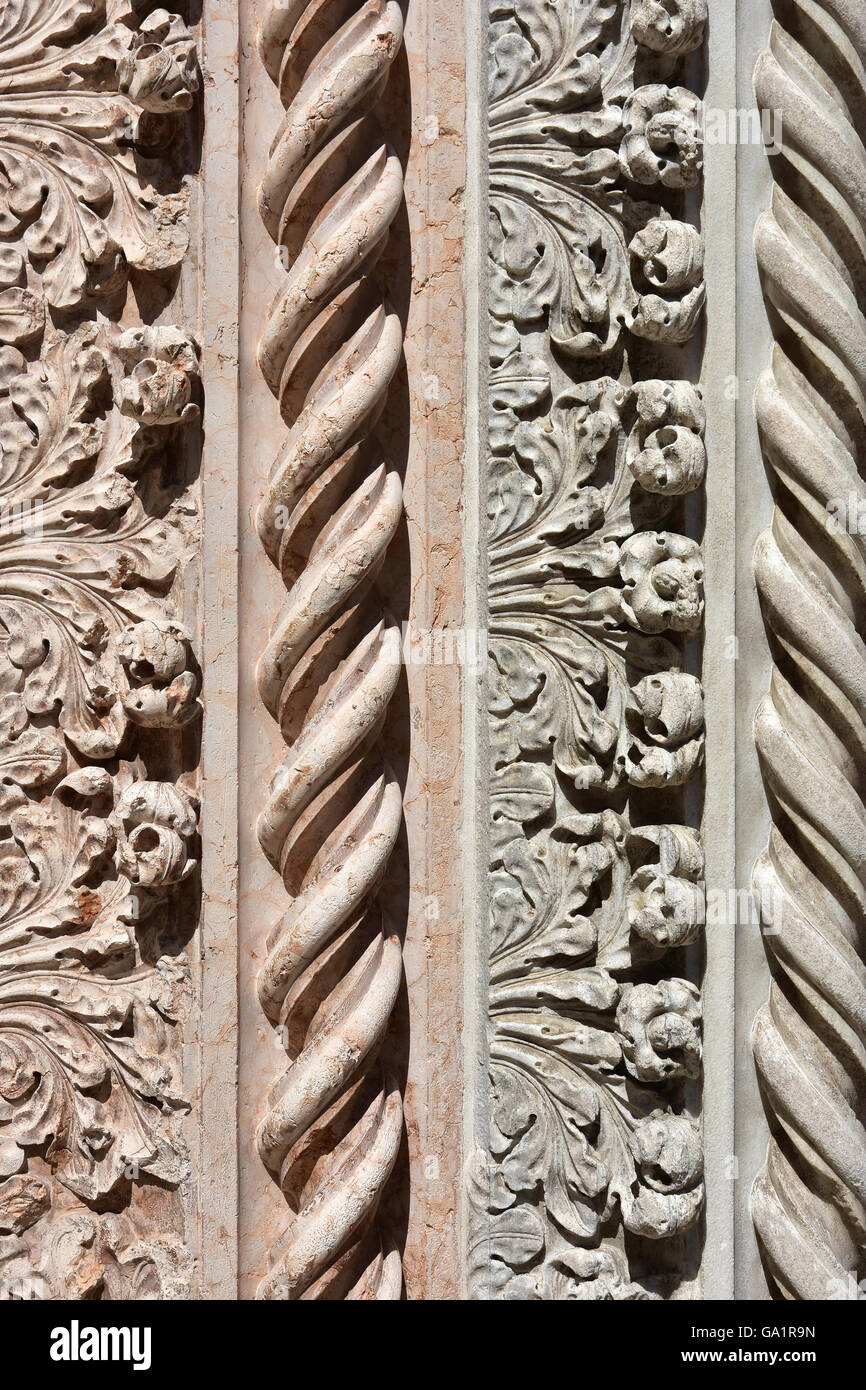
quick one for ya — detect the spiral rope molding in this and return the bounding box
[254,0,407,1300]
[751,0,866,1300]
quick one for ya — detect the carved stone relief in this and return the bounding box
[470,0,708,1300]
[751,0,866,1302]
[2,0,865,1311]
[0,1,200,1299]
[252,0,407,1301]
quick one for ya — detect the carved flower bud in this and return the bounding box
[625,738,704,788]
[635,1111,703,1190]
[630,426,706,494]
[629,224,705,343]
[620,533,704,634]
[627,821,706,947]
[634,380,706,435]
[631,220,704,293]
[634,672,704,744]
[631,285,706,343]
[624,674,705,787]
[625,1111,704,1237]
[117,326,200,426]
[118,11,200,113]
[118,619,199,728]
[553,1247,647,1300]
[617,979,702,1083]
[120,360,191,425]
[113,782,197,889]
[631,0,707,54]
[620,88,703,189]
[630,379,706,495]
[628,868,704,946]
[123,674,198,728]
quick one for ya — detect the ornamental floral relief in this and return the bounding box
[0,0,198,319]
[473,0,707,1300]
[0,0,199,1300]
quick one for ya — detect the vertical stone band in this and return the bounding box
[471,0,709,1299]
[751,0,866,1302]
[254,0,407,1300]
[0,4,201,1297]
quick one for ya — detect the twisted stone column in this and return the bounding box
[752,0,866,1301]
[254,0,406,1301]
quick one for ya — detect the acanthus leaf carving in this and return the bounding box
[750,0,866,1301]
[0,322,200,759]
[489,0,705,361]
[0,0,200,1300]
[0,761,195,1210]
[0,1206,191,1299]
[0,1,199,316]
[476,0,706,1301]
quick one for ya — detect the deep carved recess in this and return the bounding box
[254,0,407,1300]
[0,1,200,1300]
[751,0,866,1302]
[470,0,707,1299]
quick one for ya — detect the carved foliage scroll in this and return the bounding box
[253,0,406,1301]
[472,0,707,1300]
[0,1,199,1299]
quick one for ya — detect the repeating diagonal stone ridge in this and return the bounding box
[751,0,866,1303]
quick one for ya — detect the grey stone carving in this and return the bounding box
[4,0,862,1308]
[471,0,708,1300]
[751,0,866,1302]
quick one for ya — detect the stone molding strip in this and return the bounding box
[253,0,407,1300]
[470,0,709,1301]
[0,0,201,1298]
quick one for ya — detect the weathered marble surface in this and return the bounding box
[469,0,708,1302]
[1,0,862,1305]
[236,0,467,1300]
[0,0,202,1299]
